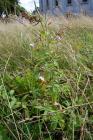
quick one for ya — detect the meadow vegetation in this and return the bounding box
[0,16,93,140]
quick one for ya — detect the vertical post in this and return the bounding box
[90,0,93,10]
[39,0,45,13]
[48,0,53,13]
[73,0,80,13]
[39,0,43,12]
[43,0,47,13]
[61,0,67,14]
[50,0,55,14]
[58,0,63,11]
[52,0,55,9]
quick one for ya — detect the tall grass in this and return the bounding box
[0,16,93,140]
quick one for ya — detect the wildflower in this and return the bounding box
[39,76,47,85]
[30,43,35,48]
[39,76,45,82]
[54,101,59,106]
[56,35,62,41]
[54,102,63,111]
[1,12,6,19]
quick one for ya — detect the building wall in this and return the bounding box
[90,0,93,10]
[61,0,92,14]
[39,0,93,14]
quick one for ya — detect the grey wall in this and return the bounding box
[39,0,93,14]
[90,0,93,10]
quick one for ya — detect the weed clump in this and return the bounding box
[0,17,93,140]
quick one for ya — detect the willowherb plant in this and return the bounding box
[0,16,93,140]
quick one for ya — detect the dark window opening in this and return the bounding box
[67,0,72,4]
[56,0,58,6]
[46,0,49,9]
[82,0,88,2]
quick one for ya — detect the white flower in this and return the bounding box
[30,43,35,48]
[56,35,62,41]
[54,102,59,106]
[39,76,45,82]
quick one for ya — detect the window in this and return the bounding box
[82,0,88,2]
[55,0,58,6]
[46,0,49,9]
[67,0,72,5]
[81,0,88,4]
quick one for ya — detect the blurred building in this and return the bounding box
[39,0,93,15]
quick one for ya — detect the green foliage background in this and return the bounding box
[0,0,26,15]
